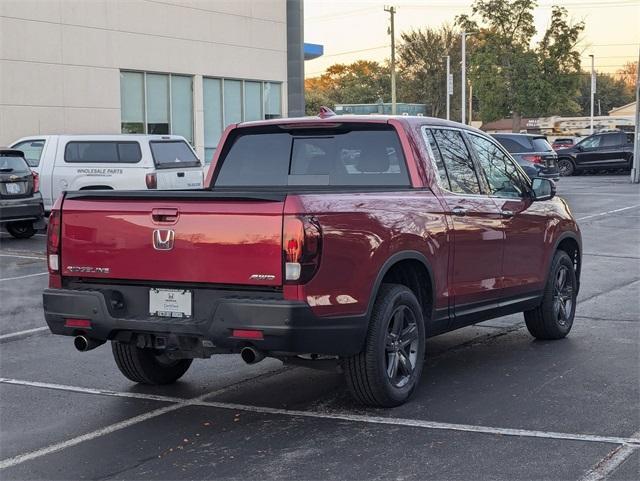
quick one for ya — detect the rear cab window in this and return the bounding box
[149,140,201,170]
[11,139,45,167]
[64,141,142,163]
[212,123,410,188]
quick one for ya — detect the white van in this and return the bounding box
[9,134,204,212]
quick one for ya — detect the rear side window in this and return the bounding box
[493,136,534,153]
[601,133,622,147]
[149,140,200,169]
[12,140,45,167]
[64,141,142,163]
[0,154,29,173]
[431,129,481,194]
[214,124,410,188]
[531,137,553,152]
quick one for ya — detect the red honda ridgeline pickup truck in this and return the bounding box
[43,113,581,407]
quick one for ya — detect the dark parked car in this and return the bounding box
[491,133,559,180]
[551,138,576,150]
[555,131,635,176]
[0,148,45,238]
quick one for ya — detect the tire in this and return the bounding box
[524,251,577,340]
[111,341,192,385]
[344,284,426,407]
[557,158,575,177]
[6,221,36,239]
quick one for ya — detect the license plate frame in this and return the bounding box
[6,182,21,194]
[149,288,192,318]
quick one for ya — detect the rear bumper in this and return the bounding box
[43,288,367,356]
[0,194,45,224]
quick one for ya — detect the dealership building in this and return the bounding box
[0,0,308,161]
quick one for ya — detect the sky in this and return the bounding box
[303,0,640,78]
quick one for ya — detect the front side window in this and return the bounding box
[214,125,410,188]
[432,129,481,194]
[11,140,45,167]
[64,142,142,163]
[578,135,601,149]
[468,134,529,198]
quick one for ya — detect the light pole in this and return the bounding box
[384,5,397,115]
[461,31,476,124]
[444,55,452,120]
[589,54,595,134]
[631,47,639,184]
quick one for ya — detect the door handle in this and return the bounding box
[501,210,514,218]
[451,207,467,217]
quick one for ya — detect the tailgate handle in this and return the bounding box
[177,172,185,177]
[152,208,179,223]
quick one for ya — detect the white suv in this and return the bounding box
[10,134,204,212]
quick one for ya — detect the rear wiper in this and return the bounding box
[0,168,14,173]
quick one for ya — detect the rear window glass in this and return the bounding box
[493,136,534,153]
[0,154,29,173]
[213,125,410,188]
[531,137,553,152]
[64,141,142,163]
[11,140,44,167]
[149,141,200,169]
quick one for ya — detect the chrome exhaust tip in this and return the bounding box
[73,336,104,352]
[240,346,265,365]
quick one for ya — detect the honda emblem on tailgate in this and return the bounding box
[153,229,175,250]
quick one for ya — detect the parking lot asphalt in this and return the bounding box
[0,175,638,480]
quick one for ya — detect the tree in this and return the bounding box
[456,0,584,130]
[304,61,390,115]
[616,61,638,89]
[396,25,463,120]
[576,72,635,116]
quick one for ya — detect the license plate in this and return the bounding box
[6,183,21,194]
[149,288,192,318]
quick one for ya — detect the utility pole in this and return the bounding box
[631,47,639,184]
[468,83,473,125]
[384,5,397,115]
[461,31,476,124]
[589,54,595,134]
[444,55,452,120]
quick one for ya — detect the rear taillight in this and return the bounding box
[31,171,39,193]
[47,209,61,287]
[145,173,157,189]
[283,216,322,284]
[522,154,543,164]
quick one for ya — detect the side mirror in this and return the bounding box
[531,178,556,201]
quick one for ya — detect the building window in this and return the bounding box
[120,71,193,144]
[203,78,282,163]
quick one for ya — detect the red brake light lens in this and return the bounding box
[145,173,157,189]
[522,154,543,164]
[283,216,322,284]
[47,209,62,287]
[231,329,264,340]
[31,171,39,193]
[65,318,91,329]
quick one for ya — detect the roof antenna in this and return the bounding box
[318,106,336,119]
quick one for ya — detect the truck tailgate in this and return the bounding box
[60,192,285,286]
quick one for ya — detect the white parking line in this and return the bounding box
[0,327,49,341]
[0,377,638,470]
[0,272,47,282]
[579,435,640,481]
[0,254,45,260]
[577,204,640,221]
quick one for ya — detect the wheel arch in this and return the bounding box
[553,232,582,292]
[367,251,435,322]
